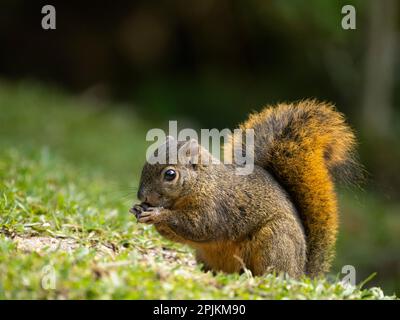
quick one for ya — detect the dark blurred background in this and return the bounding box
[0,0,399,294]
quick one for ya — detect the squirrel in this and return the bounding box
[130,100,361,278]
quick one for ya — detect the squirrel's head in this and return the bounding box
[137,136,217,208]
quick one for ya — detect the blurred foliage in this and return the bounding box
[0,0,368,125]
[0,82,148,185]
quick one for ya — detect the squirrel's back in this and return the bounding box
[230,100,360,276]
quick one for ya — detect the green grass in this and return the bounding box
[0,81,397,299]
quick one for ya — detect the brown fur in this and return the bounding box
[133,100,360,278]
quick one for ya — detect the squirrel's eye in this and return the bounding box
[164,169,177,181]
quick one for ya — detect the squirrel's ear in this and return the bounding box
[178,139,217,166]
[178,139,201,166]
[155,135,176,157]
[156,135,175,150]
[150,136,180,165]
[163,135,176,150]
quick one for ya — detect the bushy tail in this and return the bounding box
[236,100,361,276]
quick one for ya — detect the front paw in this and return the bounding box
[129,202,150,219]
[137,207,163,224]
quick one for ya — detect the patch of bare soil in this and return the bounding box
[12,235,115,258]
[10,235,197,268]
